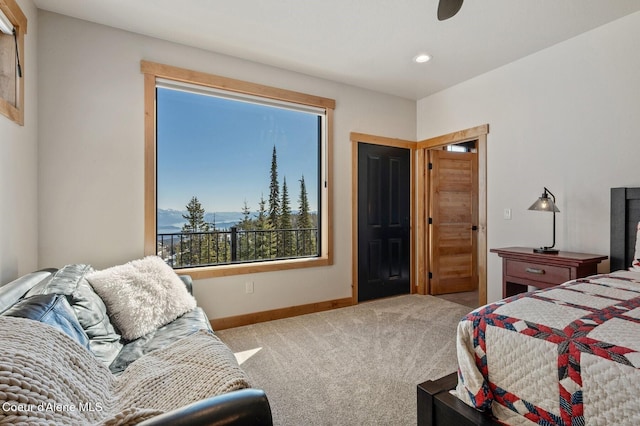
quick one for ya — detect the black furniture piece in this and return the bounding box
[417,373,499,426]
[138,388,272,426]
[610,187,640,271]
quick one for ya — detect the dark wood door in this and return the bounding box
[358,143,411,302]
[429,150,478,295]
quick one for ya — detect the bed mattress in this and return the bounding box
[455,270,640,425]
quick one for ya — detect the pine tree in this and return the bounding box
[298,175,311,229]
[206,215,222,265]
[268,145,280,229]
[255,195,269,229]
[181,196,209,233]
[280,177,293,256]
[179,196,210,266]
[238,200,253,230]
[237,200,253,261]
[297,175,315,255]
[255,194,275,259]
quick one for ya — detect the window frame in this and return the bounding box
[141,60,335,279]
[0,0,26,126]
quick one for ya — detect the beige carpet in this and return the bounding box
[216,294,472,426]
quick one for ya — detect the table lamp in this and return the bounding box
[528,187,560,254]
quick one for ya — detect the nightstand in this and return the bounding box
[490,247,607,298]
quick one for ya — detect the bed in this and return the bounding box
[418,187,640,426]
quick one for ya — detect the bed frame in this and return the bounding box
[417,186,640,426]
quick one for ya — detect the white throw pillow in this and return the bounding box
[86,256,197,340]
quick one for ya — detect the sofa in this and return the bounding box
[0,259,272,425]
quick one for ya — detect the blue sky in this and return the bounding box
[157,87,320,213]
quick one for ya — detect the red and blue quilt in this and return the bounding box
[455,271,640,425]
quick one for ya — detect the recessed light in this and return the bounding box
[413,54,432,63]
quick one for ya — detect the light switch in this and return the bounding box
[504,208,512,220]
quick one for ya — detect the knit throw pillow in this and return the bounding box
[86,256,197,341]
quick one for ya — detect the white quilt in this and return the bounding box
[455,271,640,425]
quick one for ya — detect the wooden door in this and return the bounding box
[429,150,478,295]
[358,143,411,302]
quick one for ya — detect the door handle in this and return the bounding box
[471,225,478,231]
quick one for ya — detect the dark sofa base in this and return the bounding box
[138,389,272,426]
[417,372,499,426]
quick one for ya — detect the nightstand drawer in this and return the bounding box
[492,247,607,298]
[505,260,570,285]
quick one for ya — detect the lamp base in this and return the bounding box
[533,247,559,254]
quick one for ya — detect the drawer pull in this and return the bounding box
[525,267,545,275]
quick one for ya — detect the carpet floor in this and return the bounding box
[216,294,472,426]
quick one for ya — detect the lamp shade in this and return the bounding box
[528,193,560,213]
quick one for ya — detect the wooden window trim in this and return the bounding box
[0,0,26,125]
[141,61,334,279]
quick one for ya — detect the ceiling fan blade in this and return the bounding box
[437,0,464,21]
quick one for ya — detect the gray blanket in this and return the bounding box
[0,316,250,425]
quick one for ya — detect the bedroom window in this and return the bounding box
[0,0,26,125]
[141,61,335,278]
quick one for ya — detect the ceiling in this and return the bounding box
[33,0,640,100]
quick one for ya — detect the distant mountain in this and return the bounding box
[156,208,316,235]
[157,209,245,234]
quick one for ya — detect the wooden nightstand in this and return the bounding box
[491,247,607,298]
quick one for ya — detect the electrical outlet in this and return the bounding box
[504,208,512,220]
[245,281,254,294]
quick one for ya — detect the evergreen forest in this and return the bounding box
[158,146,318,267]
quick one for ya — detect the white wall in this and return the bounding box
[417,12,640,302]
[36,11,416,319]
[0,0,38,285]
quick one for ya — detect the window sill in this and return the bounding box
[173,255,332,279]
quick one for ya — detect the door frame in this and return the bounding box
[350,133,416,304]
[417,124,489,305]
[350,124,488,306]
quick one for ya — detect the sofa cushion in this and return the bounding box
[86,256,197,341]
[109,307,212,375]
[2,293,90,349]
[25,264,123,366]
[0,270,55,314]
